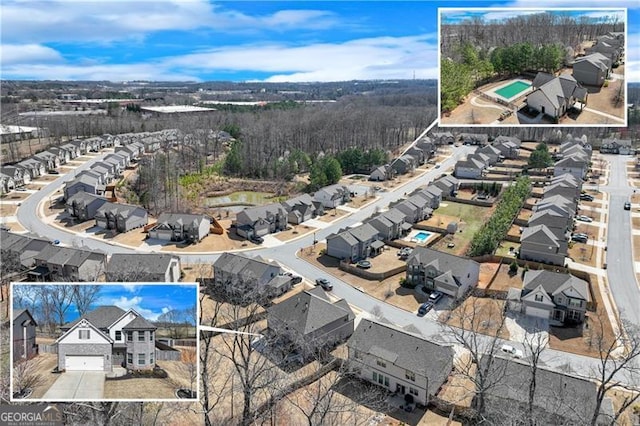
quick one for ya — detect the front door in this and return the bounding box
[396,384,406,395]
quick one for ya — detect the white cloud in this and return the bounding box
[121,284,139,293]
[481,10,544,22]
[1,0,340,44]
[109,296,168,321]
[1,44,63,65]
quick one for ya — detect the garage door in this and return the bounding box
[65,355,104,371]
[525,306,551,319]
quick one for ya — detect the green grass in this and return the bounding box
[495,81,531,99]
[432,202,492,252]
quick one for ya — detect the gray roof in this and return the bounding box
[66,191,108,207]
[346,223,379,242]
[269,288,354,335]
[348,318,454,395]
[521,224,560,245]
[236,203,285,224]
[121,315,157,330]
[13,308,37,326]
[407,247,479,286]
[214,252,280,279]
[35,245,105,267]
[154,213,209,228]
[107,253,178,276]
[96,201,147,219]
[523,270,590,301]
[481,356,610,424]
[62,305,126,330]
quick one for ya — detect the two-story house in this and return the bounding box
[313,184,351,209]
[365,208,410,240]
[519,224,568,266]
[147,213,210,243]
[235,203,288,239]
[326,223,382,262]
[31,245,106,282]
[66,192,109,222]
[212,252,287,298]
[405,247,480,299]
[347,318,454,407]
[94,202,148,233]
[106,253,181,282]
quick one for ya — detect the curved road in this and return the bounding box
[14,136,640,388]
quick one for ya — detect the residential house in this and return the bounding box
[551,172,581,189]
[281,194,321,225]
[212,252,289,297]
[326,223,382,262]
[33,151,59,171]
[235,203,287,239]
[369,164,396,182]
[66,192,109,221]
[60,143,81,159]
[366,208,410,240]
[104,152,130,168]
[1,165,30,187]
[31,245,106,281]
[406,146,426,165]
[75,170,107,186]
[454,157,485,179]
[313,184,351,209]
[554,156,589,180]
[89,163,113,182]
[115,145,141,162]
[95,201,148,233]
[477,144,502,165]
[573,53,611,86]
[391,154,417,175]
[56,306,157,372]
[47,147,70,164]
[492,136,521,159]
[13,309,38,362]
[528,73,588,120]
[527,210,572,240]
[405,247,480,298]
[347,318,454,407]
[64,175,105,200]
[419,185,442,209]
[70,139,88,154]
[600,138,632,155]
[0,173,15,194]
[268,287,355,356]
[586,40,621,65]
[147,213,210,243]
[106,253,181,282]
[460,133,489,145]
[0,230,50,268]
[519,224,567,266]
[432,175,459,197]
[480,356,613,425]
[390,195,433,224]
[102,157,123,177]
[543,181,581,201]
[534,194,577,218]
[430,132,455,145]
[518,270,591,324]
[415,138,435,157]
[17,158,46,178]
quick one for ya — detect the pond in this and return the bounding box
[206,191,285,207]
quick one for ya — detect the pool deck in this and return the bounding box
[490,79,533,103]
[405,230,435,245]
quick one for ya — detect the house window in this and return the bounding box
[138,331,145,342]
[376,359,386,368]
[353,350,362,360]
[127,353,132,364]
[568,299,582,308]
[79,329,90,339]
[405,370,415,381]
[150,331,154,341]
[115,331,121,341]
[534,294,544,302]
[127,331,133,342]
[409,387,419,396]
[138,353,145,366]
[149,352,154,365]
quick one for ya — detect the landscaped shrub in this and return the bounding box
[509,261,518,275]
[468,176,531,256]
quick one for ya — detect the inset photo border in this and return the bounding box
[10,282,199,402]
[438,7,627,127]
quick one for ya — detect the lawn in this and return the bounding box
[430,202,493,255]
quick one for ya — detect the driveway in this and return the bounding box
[42,371,105,399]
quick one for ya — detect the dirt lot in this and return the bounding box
[559,67,625,120]
[438,352,475,409]
[440,297,510,340]
[548,274,616,358]
[486,263,524,291]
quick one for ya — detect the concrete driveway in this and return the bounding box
[42,371,105,399]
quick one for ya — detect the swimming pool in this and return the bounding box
[494,81,531,99]
[412,231,432,244]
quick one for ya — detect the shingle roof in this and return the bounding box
[407,247,478,284]
[523,270,590,301]
[121,315,157,330]
[96,201,147,219]
[214,252,280,279]
[521,224,560,245]
[107,253,178,276]
[62,305,126,330]
[348,318,453,395]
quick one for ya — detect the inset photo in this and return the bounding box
[439,8,626,126]
[10,282,198,402]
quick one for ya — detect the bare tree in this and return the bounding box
[522,322,549,426]
[46,284,75,326]
[12,357,46,398]
[72,284,102,317]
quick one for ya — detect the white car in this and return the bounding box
[576,215,593,223]
[501,344,524,359]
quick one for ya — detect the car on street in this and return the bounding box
[580,193,594,201]
[417,302,434,316]
[315,278,333,291]
[624,201,631,210]
[501,344,524,359]
[429,291,443,303]
[356,260,372,269]
[576,215,593,222]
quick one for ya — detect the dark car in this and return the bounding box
[417,302,434,316]
[49,170,60,175]
[291,275,303,284]
[315,278,333,291]
[250,235,264,244]
[580,193,594,201]
[571,234,588,243]
[624,201,631,210]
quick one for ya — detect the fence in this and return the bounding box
[38,344,57,354]
[156,348,182,361]
[173,339,197,347]
[339,260,406,281]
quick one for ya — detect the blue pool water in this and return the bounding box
[413,231,432,243]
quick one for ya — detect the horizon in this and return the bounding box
[1,1,638,83]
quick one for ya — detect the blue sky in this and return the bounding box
[0,1,637,82]
[13,283,198,323]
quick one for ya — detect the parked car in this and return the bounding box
[624,201,631,210]
[315,278,333,291]
[501,344,524,359]
[291,275,303,284]
[576,215,593,222]
[356,260,372,269]
[49,170,60,175]
[417,302,434,316]
[397,247,413,259]
[429,291,443,303]
[580,193,594,201]
[571,234,588,243]
[250,235,264,244]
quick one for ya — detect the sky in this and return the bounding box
[13,283,198,323]
[0,1,638,82]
